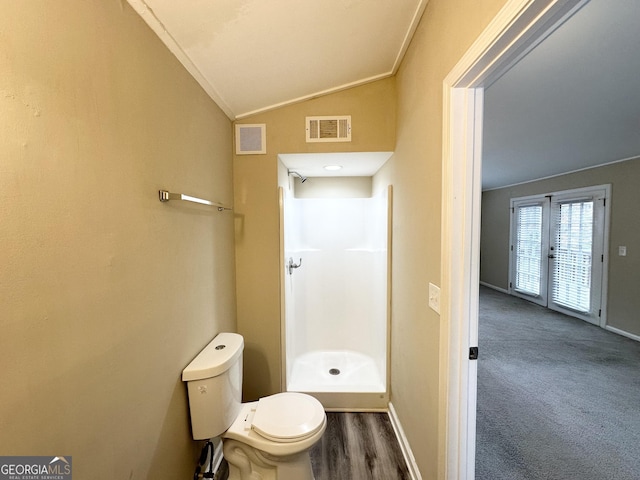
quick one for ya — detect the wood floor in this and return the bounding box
[217,412,411,480]
[310,412,411,480]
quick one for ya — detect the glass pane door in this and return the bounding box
[515,205,543,295]
[510,186,607,325]
[510,199,549,306]
[547,192,606,325]
[550,200,593,312]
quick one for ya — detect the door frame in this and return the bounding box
[440,0,590,478]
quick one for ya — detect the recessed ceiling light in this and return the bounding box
[323,165,343,171]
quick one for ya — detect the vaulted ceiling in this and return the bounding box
[127,0,426,120]
[127,0,640,188]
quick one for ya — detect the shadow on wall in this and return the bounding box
[234,214,245,243]
[147,380,201,478]
[243,344,272,401]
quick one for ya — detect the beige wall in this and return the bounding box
[233,79,396,401]
[377,0,508,477]
[481,157,640,337]
[1,0,531,477]
[1,1,235,479]
[234,0,509,475]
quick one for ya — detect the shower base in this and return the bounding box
[287,350,388,410]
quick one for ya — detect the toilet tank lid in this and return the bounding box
[182,333,244,382]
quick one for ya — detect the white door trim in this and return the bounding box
[439,1,589,479]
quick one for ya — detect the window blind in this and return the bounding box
[515,205,543,296]
[551,201,593,312]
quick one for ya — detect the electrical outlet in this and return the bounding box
[429,283,441,314]
[619,246,627,256]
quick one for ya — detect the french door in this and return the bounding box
[510,186,609,325]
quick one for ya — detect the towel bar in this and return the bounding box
[159,190,232,212]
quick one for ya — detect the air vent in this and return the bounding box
[235,123,266,155]
[306,116,351,143]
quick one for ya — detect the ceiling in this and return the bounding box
[482,0,640,190]
[127,0,426,120]
[128,0,640,187]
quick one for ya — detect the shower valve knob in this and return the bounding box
[287,257,302,274]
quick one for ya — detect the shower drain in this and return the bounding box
[329,368,341,375]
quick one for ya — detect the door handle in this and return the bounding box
[548,254,555,258]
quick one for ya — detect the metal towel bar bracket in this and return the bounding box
[158,190,232,212]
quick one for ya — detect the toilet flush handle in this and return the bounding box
[287,257,302,275]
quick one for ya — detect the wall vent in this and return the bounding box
[235,123,266,155]
[306,116,351,143]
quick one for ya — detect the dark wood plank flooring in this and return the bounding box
[310,412,411,480]
[217,412,410,480]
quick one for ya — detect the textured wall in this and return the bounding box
[377,0,509,477]
[0,1,235,478]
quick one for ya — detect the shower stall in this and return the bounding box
[281,181,391,410]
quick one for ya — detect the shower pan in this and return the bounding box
[280,184,391,410]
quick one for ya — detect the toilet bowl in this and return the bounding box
[182,333,326,480]
[223,393,326,480]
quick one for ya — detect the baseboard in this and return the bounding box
[605,325,640,343]
[388,402,422,480]
[479,281,509,294]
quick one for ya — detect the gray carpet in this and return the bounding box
[476,286,640,480]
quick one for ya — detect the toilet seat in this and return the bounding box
[223,394,327,458]
[251,392,325,443]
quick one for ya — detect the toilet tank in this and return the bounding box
[182,332,244,440]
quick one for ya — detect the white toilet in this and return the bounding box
[182,332,326,480]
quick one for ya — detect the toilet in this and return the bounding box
[182,332,326,480]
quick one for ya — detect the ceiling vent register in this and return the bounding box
[235,123,266,155]
[306,116,351,143]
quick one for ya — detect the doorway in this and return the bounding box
[510,185,609,325]
[441,0,590,478]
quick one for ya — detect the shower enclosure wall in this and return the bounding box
[282,183,391,410]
